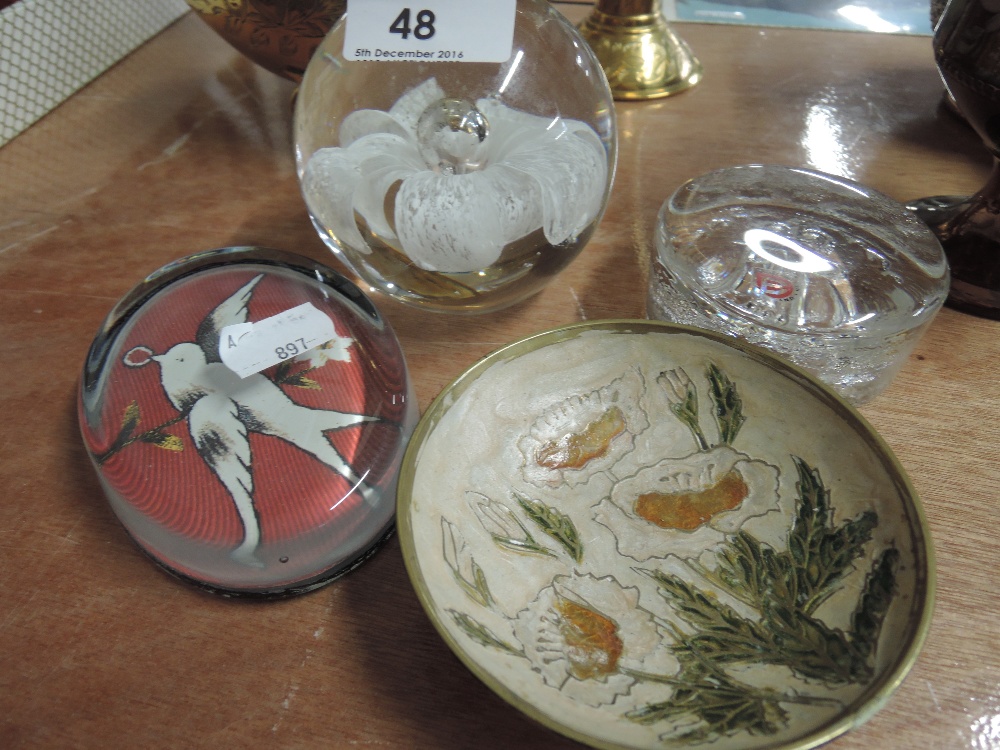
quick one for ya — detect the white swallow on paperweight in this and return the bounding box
[126,275,378,567]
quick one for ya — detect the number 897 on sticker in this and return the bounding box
[275,339,309,361]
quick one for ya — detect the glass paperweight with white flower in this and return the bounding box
[294,0,617,313]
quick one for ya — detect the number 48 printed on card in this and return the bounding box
[389,7,438,40]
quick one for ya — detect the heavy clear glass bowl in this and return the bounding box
[293,0,617,314]
[647,165,950,404]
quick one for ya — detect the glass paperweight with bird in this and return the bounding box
[78,248,418,597]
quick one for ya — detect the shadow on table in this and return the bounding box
[339,538,581,749]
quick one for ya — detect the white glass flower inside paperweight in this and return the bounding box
[294,0,617,313]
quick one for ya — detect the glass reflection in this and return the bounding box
[803,100,855,178]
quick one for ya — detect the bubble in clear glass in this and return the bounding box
[416,98,490,175]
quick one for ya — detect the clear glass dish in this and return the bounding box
[647,164,949,404]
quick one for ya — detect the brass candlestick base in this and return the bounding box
[579,0,702,100]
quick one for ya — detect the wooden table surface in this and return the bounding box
[2,6,998,749]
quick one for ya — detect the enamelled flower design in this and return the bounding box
[468,492,555,558]
[511,573,678,707]
[518,368,648,488]
[301,78,609,274]
[596,446,780,562]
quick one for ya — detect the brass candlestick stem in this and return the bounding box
[578,0,701,100]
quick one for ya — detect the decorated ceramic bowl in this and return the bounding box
[397,320,933,749]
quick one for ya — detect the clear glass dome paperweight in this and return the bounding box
[294,0,617,313]
[78,248,418,597]
[648,165,950,404]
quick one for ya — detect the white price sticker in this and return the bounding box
[219,303,338,379]
[344,0,516,64]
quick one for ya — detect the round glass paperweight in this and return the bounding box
[293,0,617,314]
[647,165,950,405]
[78,248,419,597]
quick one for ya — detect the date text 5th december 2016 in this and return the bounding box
[355,48,435,59]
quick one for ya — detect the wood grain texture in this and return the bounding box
[1,6,997,749]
